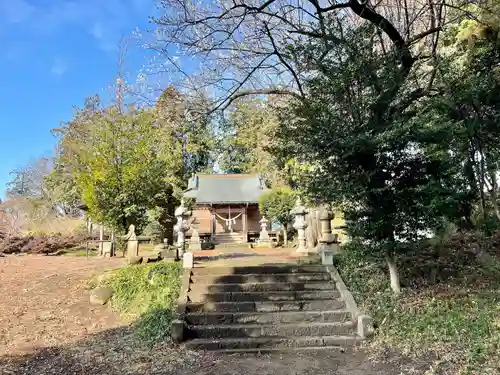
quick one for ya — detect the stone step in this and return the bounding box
[197,346,348,354]
[200,281,336,293]
[215,239,244,244]
[185,299,345,313]
[191,265,326,276]
[190,273,331,284]
[184,335,360,351]
[185,310,351,325]
[188,290,341,303]
[187,322,356,339]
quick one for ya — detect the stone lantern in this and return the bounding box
[174,198,192,257]
[291,197,309,253]
[189,217,202,251]
[317,205,338,264]
[258,216,271,247]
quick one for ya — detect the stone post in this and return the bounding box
[99,224,104,256]
[174,199,192,257]
[258,216,271,247]
[189,217,202,251]
[292,197,309,253]
[317,205,339,264]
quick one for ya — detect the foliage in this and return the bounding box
[156,86,217,179]
[269,24,464,294]
[61,105,182,232]
[335,237,500,374]
[96,262,183,342]
[258,187,296,228]
[218,97,287,186]
[50,87,216,237]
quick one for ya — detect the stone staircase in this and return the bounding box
[213,232,245,245]
[182,264,361,352]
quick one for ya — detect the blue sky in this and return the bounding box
[0,0,156,198]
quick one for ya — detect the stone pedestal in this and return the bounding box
[317,205,339,264]
[258,216,271,247]
[189,217,202,251]
[291,197,309,253]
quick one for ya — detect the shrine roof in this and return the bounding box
[183,173,268,204]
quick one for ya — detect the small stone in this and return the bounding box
[127,255,143,265]
[90,286,114,305]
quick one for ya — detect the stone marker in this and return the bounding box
[102,241,113,258]
[125,224,139,258]
[90,286,114,305]
[183,252,194,269]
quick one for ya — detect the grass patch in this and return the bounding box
[95,261,183,342]
[61,247,98,257]
[336,238,500,374]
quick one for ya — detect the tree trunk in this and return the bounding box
[283,223,288,247]
[386,255,401,294]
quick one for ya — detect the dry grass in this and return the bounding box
[23,217,86,236]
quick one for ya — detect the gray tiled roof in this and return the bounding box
[184,174,268,204]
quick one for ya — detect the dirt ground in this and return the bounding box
[0,255,125,355]
[0,255,417,375]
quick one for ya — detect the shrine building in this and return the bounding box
[183,173,268,244]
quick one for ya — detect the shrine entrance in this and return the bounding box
[212,205,246,234]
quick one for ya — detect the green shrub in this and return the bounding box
[335,239,500,374]
[97,261,183,342]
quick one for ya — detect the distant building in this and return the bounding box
[184,173,268,243]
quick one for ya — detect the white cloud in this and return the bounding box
[2,0,151,52]
[50,57,68,76]
[90,22,104,40]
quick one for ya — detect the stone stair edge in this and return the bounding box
[191,265,326,271]
[189,274,332,284]
[187,290,339,296]
[187,321,355,329]
[183,335,362,350]
[184,309,350,317]
[184,335,359,343]
[201,346,347,353]
[185,299,342,306]
[189,280,336,287]
[190,272,330,278]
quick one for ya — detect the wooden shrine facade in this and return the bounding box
[183,174,268,242]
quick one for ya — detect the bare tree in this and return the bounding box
[148,0,471,111]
